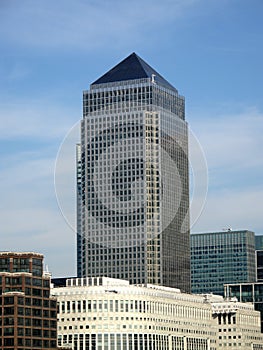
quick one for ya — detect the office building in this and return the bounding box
[210,294,263,349]
[256,251,263,282]
[191,230,256,295]
[255,235,263,282]
[255,235,263,250]
[52,277,263,350]
[77,53,190,291]
[0,252,57,349]
[52,276,217,350]
[225,282,263,333]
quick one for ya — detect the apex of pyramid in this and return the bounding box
[91,52,177,92]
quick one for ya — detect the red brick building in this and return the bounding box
[0,252,57,349]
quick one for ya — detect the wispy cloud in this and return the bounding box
[0,99,78,140]
[0,0,201,51]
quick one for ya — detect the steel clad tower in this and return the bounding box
[77,53,190,292]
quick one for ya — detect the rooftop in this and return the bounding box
[91,52,177,92]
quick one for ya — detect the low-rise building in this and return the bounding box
[206,294,263,349]
[52,277,217,350]
[0,252,57,350]
[224,282,263,333]
[51,276,263,350]
[191,230,256,296]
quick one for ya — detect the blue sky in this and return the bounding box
[0,0,262,276]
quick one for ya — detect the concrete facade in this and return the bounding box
[51,277,263,350]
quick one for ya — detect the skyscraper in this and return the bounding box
[77,53,190,292]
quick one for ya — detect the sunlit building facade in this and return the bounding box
[52,277,217,350]
[52,277,263,350]
[210,294,263,349]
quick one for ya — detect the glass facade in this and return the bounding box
[256,250,263,282]
[77,53,190,292]
[255,235,263,250]
[255,235,263,282]
[191,230,256,295]
[225,282,263,332]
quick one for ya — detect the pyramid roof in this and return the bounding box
[91,52,177,91]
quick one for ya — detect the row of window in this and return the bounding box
[1,306,56,318]
[0,337,56,348]
[1,327,56,338]
[0,295,55,307]
[0,317,56,328]
[84,87,182,116]
[58,299,210,320]
[1,276,49,287]
[59,332,209,350]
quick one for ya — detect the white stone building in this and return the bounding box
[52,277,217,349]
[208,294,263,349]
[51,277,263,350]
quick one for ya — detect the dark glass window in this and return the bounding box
[0,258,10,272]
[4,317,14,325]
[25,277,32,285]
[50,300,57,308]
[43,299,49,307]
[4,307,14,315]
[17,317,24,325]
[18,297,24,305]
[33,319,42,327]
[25,328,31,336]
[4,338,14,346]
[32,288,42,297]
[17,338,24,346]
[32,308,42,317]
[4,296,14,305]
[33,328,42,337]
[43,279,49,287]
[13,258,30,273]
[43,319,49,327]
[17,328,24,336]
[25,318,31,326]
[25,287,31,295]
[32,339,42,347]
[25,339,31,347]
[43,340,49,348]
[32,278,42,286]
[25,308,31,316]
[4,327,14,335]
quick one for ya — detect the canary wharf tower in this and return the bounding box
[77,53,190,292]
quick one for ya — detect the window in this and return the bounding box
[4,296,14,305]
[4,307,14,315]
